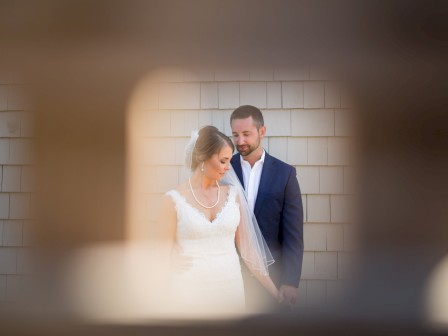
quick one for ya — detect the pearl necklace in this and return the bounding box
[188,177,220,209]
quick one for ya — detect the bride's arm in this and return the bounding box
[235,228,279,299]
[233,192,279,300]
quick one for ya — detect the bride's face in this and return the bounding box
[203,143,233,180]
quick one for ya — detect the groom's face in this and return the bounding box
[231,116,265,157]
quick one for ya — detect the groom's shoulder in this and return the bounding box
[266,152,296,173]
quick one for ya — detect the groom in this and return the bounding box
[230,105,304,309]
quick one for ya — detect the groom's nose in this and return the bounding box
[235,136,244,145]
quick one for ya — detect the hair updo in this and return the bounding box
[190,126,235,171]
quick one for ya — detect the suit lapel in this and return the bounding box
[254,152,275,216]
[231,154,245,189]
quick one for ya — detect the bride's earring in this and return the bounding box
[201,162,205,172]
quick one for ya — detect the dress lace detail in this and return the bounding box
[165,185,245,315]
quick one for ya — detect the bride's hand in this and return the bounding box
[270,286,280,301]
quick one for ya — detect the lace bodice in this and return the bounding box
[166,186,240,256]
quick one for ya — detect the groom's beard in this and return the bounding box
[236,136,261,157]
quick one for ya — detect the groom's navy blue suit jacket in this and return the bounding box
[231,152,304,287]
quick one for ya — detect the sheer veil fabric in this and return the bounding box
[184,130,274,276]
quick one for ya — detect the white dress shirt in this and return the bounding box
[240,150,266,213]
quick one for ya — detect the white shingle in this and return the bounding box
[282,82,304,108]
[319,167,343,194]
[304,224,326,251]
[328,137,352,166]
[287,138,307,165]
[331,195,352,223]
[267,82,282,108]
[315,252,338,279]
[159,83,200,109]
[274,68,309,80]
[304,82,325,108]
[201,83,218,109]
[263,109,290,136]
[0,112,21,137]
[301,252,315,279]
[10,193,30,219]
[218,83,240,109]
[297,166,319,194]
[222,110,233,136]
[268,137,287,162]
[301,195,307,222]
[170,110,199,136]
[0,139,9,164]
[2,220,22,246]
[0,248,17,274]
[291,109,334,136]
[211,110,225,131]
[147,166,179,193]
[325,82,341,108]
[174,137,189,166]
[198,110,213,128]
[143,138,176,165]
[326,224,344,251]
[9,139,33,165]
[147,110,171,136]
[240,82,267,108]
[308,138,328,165]
[0,194,9,219]
[2,166,21,192]
[307,195,330,223]
[306,280,326,307]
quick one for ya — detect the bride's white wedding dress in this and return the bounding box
[165,185,245,315]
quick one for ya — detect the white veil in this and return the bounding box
[185,130,274,276]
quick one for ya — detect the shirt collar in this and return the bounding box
[240,149,266,166]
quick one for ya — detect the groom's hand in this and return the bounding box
[278,285,298,308]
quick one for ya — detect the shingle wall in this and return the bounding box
[0,78,34,303]
[135,67,357,308]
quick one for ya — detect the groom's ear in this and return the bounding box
[259,125,266,139]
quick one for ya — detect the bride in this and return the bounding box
[159,126,278,316]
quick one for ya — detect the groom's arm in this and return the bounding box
[280,166,304,288]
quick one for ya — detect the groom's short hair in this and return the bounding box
[230,105,264,130]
